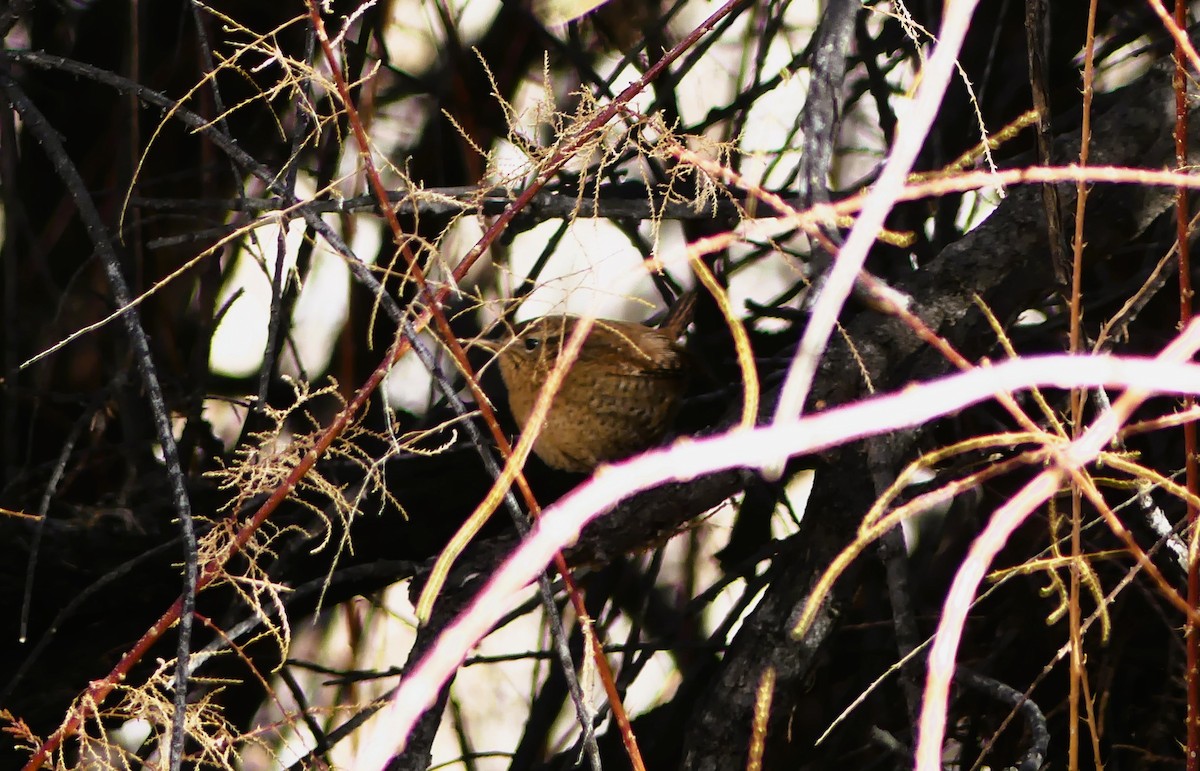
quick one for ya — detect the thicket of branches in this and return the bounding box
[3,0,1200,769]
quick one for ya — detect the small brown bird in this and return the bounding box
[489,292,694,473]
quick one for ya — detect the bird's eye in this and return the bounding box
[523,336,541,352]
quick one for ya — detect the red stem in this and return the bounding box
[1174,1,1200,768]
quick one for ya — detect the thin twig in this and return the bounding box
[0,73,200,771]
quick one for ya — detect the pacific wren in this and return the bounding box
[492,292,694,473]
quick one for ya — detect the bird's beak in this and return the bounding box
[462,337,502,353]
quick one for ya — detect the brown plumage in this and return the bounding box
[491,292,694,472]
